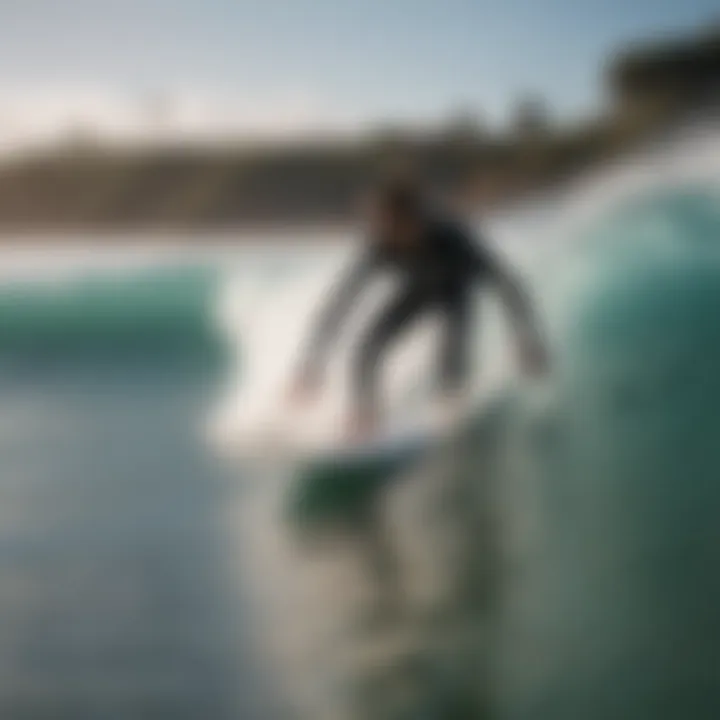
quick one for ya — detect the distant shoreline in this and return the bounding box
[0,223,363,247]
[0,26,715,240]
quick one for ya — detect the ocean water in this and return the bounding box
[0,125,719,719]
[0,256,280,718]
[0,220,545,719]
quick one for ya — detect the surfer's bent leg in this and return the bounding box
[438,289,473,394]
[354,287,427,417]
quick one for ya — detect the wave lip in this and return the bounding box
[0,265,222,364]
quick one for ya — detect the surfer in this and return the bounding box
[289,176,548,437]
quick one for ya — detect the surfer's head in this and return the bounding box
[368,174,427,249]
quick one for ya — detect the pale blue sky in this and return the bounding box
[0,0,716,142]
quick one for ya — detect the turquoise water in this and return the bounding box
[0,264,220,361]
[496,186,720,720]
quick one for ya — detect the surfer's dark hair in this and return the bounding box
[374,173,425,219]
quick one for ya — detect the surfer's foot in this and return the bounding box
[345,408,380,441]
[431,391,468,430]
[353,595,403,635]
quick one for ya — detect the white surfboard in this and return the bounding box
[208,385,474,466]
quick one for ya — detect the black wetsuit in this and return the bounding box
[303,217,501,413]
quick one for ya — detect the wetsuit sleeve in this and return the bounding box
[457,224,504,282]
[471,231,546,359]
[456,223,541,341]
[299,248,379,381]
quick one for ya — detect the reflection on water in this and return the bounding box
[0,360,277,719]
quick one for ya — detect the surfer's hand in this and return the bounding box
[345,407,378,441]
[287,369,322,405]
[519,337,549,377]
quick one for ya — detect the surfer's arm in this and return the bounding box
[466,231,548,374]
[485,251,549,374]
[297,250,377,384]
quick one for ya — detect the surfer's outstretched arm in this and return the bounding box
[296,250,377,386]
[483,251,548,374]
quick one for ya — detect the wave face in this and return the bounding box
[493,184,720,720]
[221,183,720,719]
[0,263,222,366]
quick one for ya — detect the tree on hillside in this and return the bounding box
[512,94,551,138]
